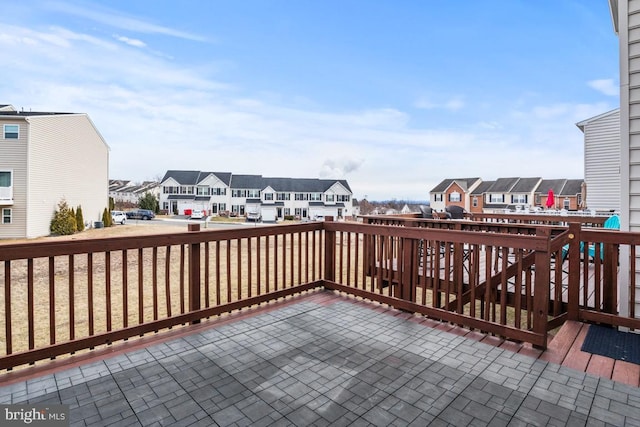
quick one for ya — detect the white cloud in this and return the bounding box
[414,95,465,111]
[588,79,618,96]
[114,34,146,48]
[46,1,208,42]
[0,19,613,200]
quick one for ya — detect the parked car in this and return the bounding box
[126,209,155,220]
[313,215,325,221]
[111,211,127,225]
[190,209,205,219]
[246,211,261,222]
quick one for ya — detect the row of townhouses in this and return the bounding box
[430,177,586,214]
[160,170,354,222]
[109,179,160,205]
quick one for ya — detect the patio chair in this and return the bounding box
[419,205,434,219]
[445,205,467,220]
[588,214,620,260]
[561,214,620,262]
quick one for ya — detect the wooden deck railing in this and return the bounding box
[323,221,558,348]
[0,223,325,370]
[361,212,609,228]
[1,215,638,371]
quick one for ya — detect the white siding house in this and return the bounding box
[159,170,354,221]
[577,109,621,212]
[609,0,639,318]
[0,105,109,239]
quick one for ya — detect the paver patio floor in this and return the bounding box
[1,291,640,426]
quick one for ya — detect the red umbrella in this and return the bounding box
[546,189,555,209]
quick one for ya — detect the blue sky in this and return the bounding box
[1,1,620,200]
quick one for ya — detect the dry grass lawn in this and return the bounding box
[0,221,335,361]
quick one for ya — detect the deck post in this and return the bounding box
[188,223,201,324]
[533,227,551,349]
[324,217,336,283]
[603,243,619,314]
[567,222,581,320]
[400,238,417,302]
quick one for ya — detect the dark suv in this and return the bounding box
[126,209,155,220]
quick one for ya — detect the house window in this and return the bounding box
[163,186,179,194]
[449,191,461,202]
[2,208,10,224]
[472,197,478,207]
[512,194,527,204]
[0,171,11,200]
[3,124,18,139]
[326,194,335,202]
[264,193,274,200]
[489,194,504,203]
[277,193,290,201]
[433,194,443,202]
[564,199,570,209]
[336,195,350,202]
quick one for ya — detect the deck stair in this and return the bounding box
[541,320,640,387]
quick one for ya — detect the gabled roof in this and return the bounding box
[430,177,481,193]
[260,177,351,193]
[487,177,520,192]
[161,170,231,186]
[575,108,620,132]
[161,170,352,194]
[230,174,264,189]
[561,179,584,196]
[470,181,495,195]
[537,179,568,194]
[0,109,74,117]
[536,179,584,196]
[510,177,542,192]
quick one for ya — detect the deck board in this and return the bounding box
[611,360,640,387]
[586,354,615,378]
[561,324,591,372]
[539,320,583,365]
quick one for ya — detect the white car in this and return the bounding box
[246,212,261,222]
[190,209,205,219]
[111,211,127,224]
